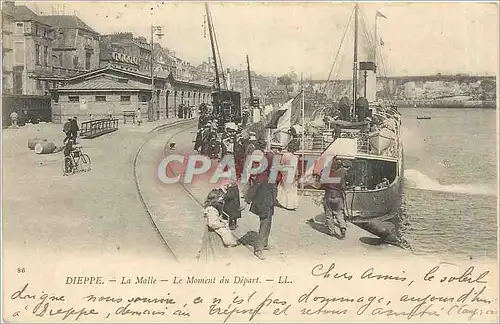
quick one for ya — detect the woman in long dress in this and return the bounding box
[277,147,299,210]
[203,189,238,247]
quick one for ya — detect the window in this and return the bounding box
[43,46,48,66]
[68,96,79,103]
[44,81,50,90]
[95,95,106,102]
[15,22,24,34]
[14,41,24,65]
[85,52,91,70]
[139,95,148,102]
[59,54,63,67]
[35,45,40,65]
[13,67,23,94]
[120,95,131,102]
[36,80,42,90]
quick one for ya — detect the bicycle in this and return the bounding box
[63,145,91,175]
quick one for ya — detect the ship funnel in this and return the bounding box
[226,68,231,90]
[358,61,377,103]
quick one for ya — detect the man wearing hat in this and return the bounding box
[245,145,277,260]
[70,117,79,141]
[245,133,257,156]
[63,118,72,143]
[322,158,351,239]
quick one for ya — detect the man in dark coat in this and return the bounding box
[63,118,72,143]
[70,117,79,141]
[322,159,351,239]
[246,148,277,260]
[223,181,241,230]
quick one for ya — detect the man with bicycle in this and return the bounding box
[63,138,76,173]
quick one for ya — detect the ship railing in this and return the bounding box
[300,121,401,158]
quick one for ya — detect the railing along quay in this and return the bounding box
[80,118,119,139]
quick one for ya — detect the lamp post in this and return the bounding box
[149,24,163,121]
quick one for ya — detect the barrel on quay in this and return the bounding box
[28,138,47,150]
[34,142,57,154]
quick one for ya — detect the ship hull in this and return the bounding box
[347,169,403,246]
[346,150,404,246]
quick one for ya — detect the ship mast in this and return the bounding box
[205,3,221,91]
[352,3,359,119]
[246,54,254,103]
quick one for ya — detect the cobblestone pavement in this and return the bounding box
[2,118,190,267]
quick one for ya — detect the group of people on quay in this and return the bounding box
[178,103,195,119]
[196,104,350,260]
[201,138,297,260]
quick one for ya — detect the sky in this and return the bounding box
[20,1,499,79]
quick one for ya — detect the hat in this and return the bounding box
[249,135,257,141]
[342,160,353,168]
[206,188,225,204]
[225,122,238,131]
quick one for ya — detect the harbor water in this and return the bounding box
[400,107,497,260]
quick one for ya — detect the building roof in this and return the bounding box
[57,75,150,92]
[166,74,212,89]
[40,15,97,34]
[65,66,212,90]
[4,5,47,24]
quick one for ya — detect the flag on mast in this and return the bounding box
[376,10,387,19]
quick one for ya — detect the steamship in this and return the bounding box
[294,4,404,245]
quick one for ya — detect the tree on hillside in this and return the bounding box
[277,74,293,93]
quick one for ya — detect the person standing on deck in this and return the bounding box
[322,159,351,239]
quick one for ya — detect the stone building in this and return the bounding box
[153,43,177,76]
[99,32,140,72]
[53,74,152,120]
[133,36,152,73]
[2,4,15,94]
[50,66,212,122]
[39,15,100,77]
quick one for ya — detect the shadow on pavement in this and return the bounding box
[359,236,385,246]
[238,230,258,247]
[275,201,297,211]
[306,214,343,240]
